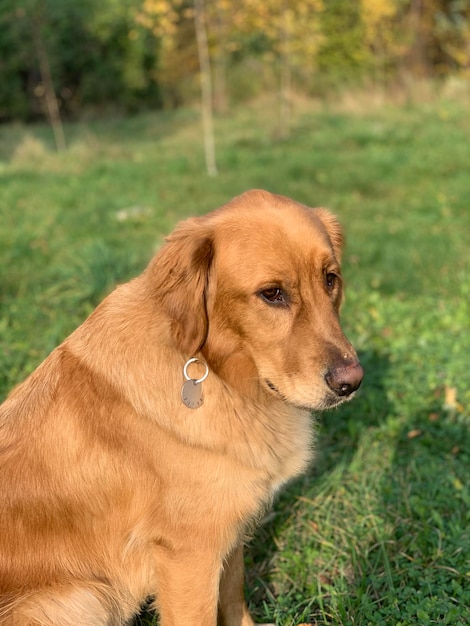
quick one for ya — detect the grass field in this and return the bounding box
[1,94,469,625]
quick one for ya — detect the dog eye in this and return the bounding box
[260,287,286,305]
[325,273,337,291]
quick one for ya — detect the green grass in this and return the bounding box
[1,94,469,625]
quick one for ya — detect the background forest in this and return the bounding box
[1,0,469,124]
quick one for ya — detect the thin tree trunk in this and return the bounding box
[408,0,426,76]
[212,1,228,114]
[279,1,291,139]
[194,0,217,176]
[32,7,66,152]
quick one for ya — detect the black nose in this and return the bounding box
[325,361,363,397]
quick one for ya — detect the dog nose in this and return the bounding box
[325,361,363,397]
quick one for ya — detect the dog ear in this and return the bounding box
[146,217,214,356]
[313,208,345,310]
[313,208,344,263]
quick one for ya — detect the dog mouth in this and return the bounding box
[264,379,313,410]
[264,378,355,411]
[265,379,292,403]
[266,379,281,394]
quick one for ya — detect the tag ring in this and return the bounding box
[183,358,209,384]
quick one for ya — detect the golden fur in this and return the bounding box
[0,190,362,625]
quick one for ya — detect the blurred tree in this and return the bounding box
[0,0,469,122]
[137,0,217,174]
[360,0,401,92]
[405,0,432,76]
[0,0,161,122]
[220,0,323,135]
[136,0,198,108]
[30,0,66,151]
[210,0,229,112]
[194,0,217,176]
[0,1,35,121]
[433,0,470,73]
[398,0,470,79]
[316,0,369,90]
[70,0,162,112]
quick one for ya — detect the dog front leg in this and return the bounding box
[218,541,257,626]
[153,546,221,626]
[218,541,276,626]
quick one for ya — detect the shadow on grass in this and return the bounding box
[245,348,470,625]
[361,404,470,625]
[244,348,392,622]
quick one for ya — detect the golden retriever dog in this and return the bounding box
[0,189,363,626]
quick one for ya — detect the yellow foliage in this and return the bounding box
[136,0,325,81]
[361,0,398,45]
[137,0,181,37]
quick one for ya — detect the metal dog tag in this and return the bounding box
[181,379,203,409]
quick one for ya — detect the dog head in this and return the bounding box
[147,190,363,410]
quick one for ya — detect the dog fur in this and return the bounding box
[0,190,362,625]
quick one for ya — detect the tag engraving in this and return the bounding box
[181,379,203,409]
